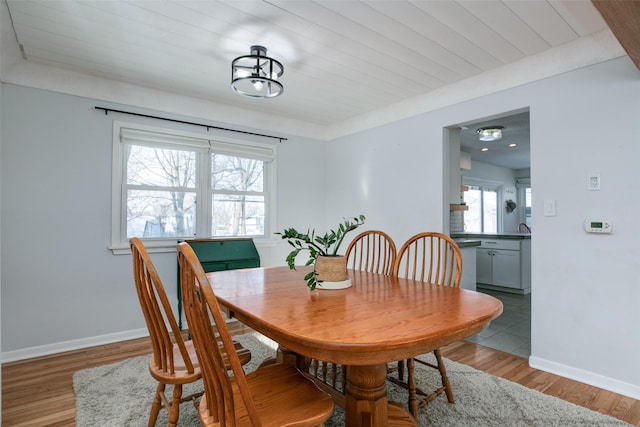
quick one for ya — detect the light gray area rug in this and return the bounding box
[74,332,629,426]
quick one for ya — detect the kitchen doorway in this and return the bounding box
[445,108,532,357]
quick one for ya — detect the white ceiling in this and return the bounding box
[3,1,632,169]
[460,110,530,170]
[5,1,611,126]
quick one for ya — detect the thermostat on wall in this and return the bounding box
[584,218,613,233]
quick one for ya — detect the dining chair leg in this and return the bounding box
[168,384,183,427]
[407,358,418,418]
[434,349,454,403]
[397,359,406,381]
[148,383,164,427]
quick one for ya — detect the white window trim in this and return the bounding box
[462,176,504,233]
[110,121,277,254]
[516,178,532,225]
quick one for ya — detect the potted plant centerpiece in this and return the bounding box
[276,215,365,290]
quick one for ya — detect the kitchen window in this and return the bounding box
[463,179,501,233]
[110,122,276,253]
[517,178,532,228]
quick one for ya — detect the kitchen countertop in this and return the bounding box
[452,232,531,240]
[452,238,481,248]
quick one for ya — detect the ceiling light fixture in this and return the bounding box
[477,126,504,142]
[231,45,284,98]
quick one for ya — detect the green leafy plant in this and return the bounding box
[276,214,366,289]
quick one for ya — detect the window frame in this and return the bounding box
[516,178,532,228]
[110,121,277,254]
[462,177,503,233]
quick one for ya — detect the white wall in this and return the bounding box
[528,59,640,399]
[324,115,446,243]
[325,57,640,399]
[0,84,326,359]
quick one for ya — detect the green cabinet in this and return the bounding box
[177,238,260,328]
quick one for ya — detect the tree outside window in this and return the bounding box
[126,145,197,238]
[211,154,265,237]
[112,122,275,252]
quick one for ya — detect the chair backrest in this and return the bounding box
[345,230,397,275]
[130,237,196,376]
[177,242,260,426]
[392,232,462,287]
[518,223,531,233]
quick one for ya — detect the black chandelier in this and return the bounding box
[231,45,284,98]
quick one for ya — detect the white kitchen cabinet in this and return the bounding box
[492,249,521,288]
[476,248,493,284]
[476,238,531,294]
[458,245,477,291]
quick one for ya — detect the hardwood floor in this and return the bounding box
[3,324,639,426]
[440,341,640,426]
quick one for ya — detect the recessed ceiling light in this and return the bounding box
[481,148,489,152]
[509,143,517,147]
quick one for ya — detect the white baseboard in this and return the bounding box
[1,318,241,364]
[1,328,150,363]
[529,355,640,400]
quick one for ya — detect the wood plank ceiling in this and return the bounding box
[3,0,637,128]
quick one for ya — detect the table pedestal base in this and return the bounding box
[279,347,417,427]
[345,364,417,427]
[345,364,388,426]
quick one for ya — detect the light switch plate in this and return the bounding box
[543,199,556,216]
[588,174,601,191]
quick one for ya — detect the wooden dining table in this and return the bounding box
[208,265,503,427]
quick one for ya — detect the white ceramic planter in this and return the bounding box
[316,278,352,290]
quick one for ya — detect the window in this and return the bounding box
[517,178,532,228]
[463,180,500,233]
[111,122,276,253]
[524,188,532,227]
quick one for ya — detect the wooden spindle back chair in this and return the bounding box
[391,232,462,417]
[178,242,335,427]
[304,230,398,400]
[393,232,462,286]
[130,237,203,427]
[345,229,397,275]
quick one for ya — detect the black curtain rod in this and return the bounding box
[94,106,287,142]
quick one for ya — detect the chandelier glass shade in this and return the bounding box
[231,45,284,98]
[477,126,504,141]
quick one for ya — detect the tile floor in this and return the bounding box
[464,288,531,358]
